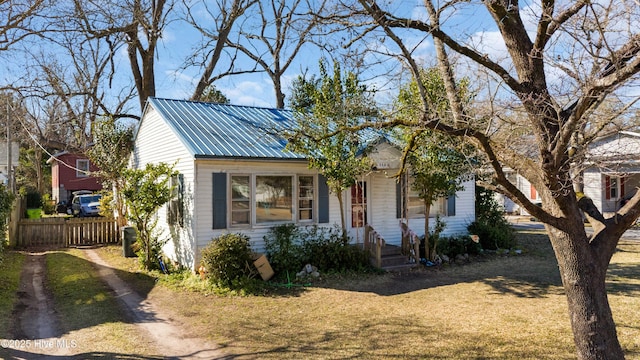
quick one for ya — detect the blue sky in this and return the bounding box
[148,1,501,110]
[7,0,625,117]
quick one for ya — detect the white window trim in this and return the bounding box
[606,175,622,201]
[76,159,90,178]
[228,173,318,228]
[404,179,448,219]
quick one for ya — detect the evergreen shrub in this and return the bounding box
[264,224,371,277]
[201,233,254,287]
[469,186,516,250]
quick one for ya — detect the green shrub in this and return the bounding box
[201,233,254,287]
[300,225,370,272]
[42,194,55,215]
[468,220,516,250]
[418,216,447,259]
[265,224,371,277]
[470,186,516,250]
[135,232,168,272]
[437,235,482,258]
[0,185,14,260]
[264,223,305,276]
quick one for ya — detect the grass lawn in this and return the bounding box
[94,230,640,359]
[0,251,25,338]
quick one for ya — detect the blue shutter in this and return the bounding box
[318,174,329,223]
[176,173,184,226]
[396,178,402,219]
[212,173,227,229]
[447,195,456,217]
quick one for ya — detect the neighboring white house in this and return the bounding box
[131,98,476,270]
[496,168,542,215]
[582,131,640,215]
[496,131,640,217]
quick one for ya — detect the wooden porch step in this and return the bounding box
[379,244,418,271]
[382,262,421,272]
[381,244,403,256]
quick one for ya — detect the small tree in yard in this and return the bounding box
[121,163,177,270]
[287,60,376,232]
[87,117,134,227]
[407,134,471,260]
[395,68,474,260]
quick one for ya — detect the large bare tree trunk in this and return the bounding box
[547,226,624,359]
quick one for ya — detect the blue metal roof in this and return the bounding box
[147,97,306,159]
[144,97,392,160]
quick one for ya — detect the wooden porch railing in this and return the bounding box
[400,221,421,264]
[364,224,385,268]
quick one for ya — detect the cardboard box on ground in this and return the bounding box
[252,254,274,281]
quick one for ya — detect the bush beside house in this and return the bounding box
[469,186,516,250]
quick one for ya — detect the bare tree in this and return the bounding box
[184,0,259,101]
[17,23,137,153]
[70,0,175,111]
[224,0,324,108]
[334,1,640,358]
[0,0,47,51]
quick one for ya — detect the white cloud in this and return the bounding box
[469,30,508,62]
[223,80,272,107]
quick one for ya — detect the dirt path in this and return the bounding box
[83,249,224,359]
[6,250,224,359]
[8,252,73,359]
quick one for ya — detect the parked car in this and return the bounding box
[71,193,102,217]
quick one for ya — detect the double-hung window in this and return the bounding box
[231,175,251,225]
[605,175,624,201]
[402,177,447,218]
[298,176,314,221]
[168,173,184,227]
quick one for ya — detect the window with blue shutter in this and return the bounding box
[447,195,456,217]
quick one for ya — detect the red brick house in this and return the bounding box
[48,151,103,203]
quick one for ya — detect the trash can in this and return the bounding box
[122,226,136,257]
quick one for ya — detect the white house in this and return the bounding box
[131,98,475,270]
[495,168,542,215]
[496,131,640,217]
[582,131,640,215]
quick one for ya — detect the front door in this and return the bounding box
[350,181,367,242]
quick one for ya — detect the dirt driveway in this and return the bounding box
[3,249,225,359]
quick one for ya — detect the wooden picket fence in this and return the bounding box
[14,217,120,248]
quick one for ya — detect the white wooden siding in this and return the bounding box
[389,177,476,244]
[193,159,338,264]
[583,170,604,212]
[131,106,198,269]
